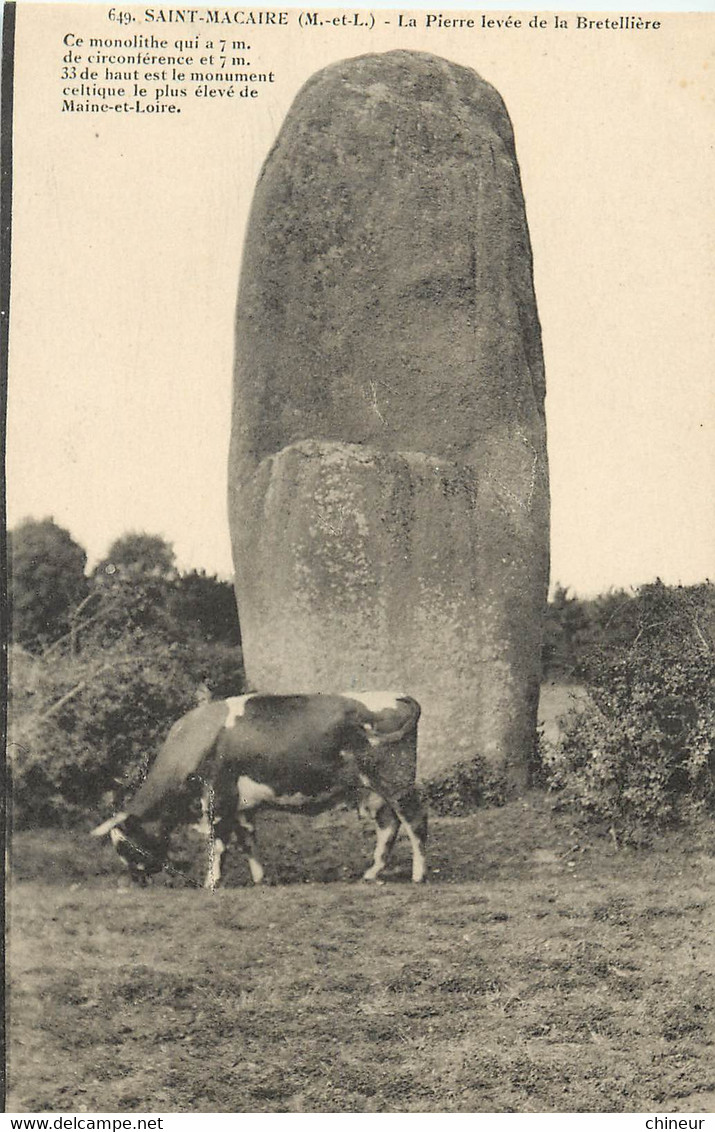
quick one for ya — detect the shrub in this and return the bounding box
[8,632,245,828]
[7,523,246,828]
[169,571,241,646]
[542,582,715,843]
[424,756,507,816]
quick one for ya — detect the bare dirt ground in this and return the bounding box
[8,789,715,1114]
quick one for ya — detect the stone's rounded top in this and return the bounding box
[297,50,503,101]
[269,49,515,167]
[299,48,505,104]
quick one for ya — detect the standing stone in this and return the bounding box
[229,50,549,784]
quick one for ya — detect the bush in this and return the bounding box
[542,582,715,843]
[424,756,507,816]
[8,632,245,829]
[7,524,246,829]
[169,571,241,646]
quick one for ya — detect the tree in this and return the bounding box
[86,533,179,645]
[542,585,644,681]
[8,518,88,651]
[93,532,177,581]
[542,584,591,680]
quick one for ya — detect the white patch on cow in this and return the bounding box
[224,695,255,729]
[236,775,277,810]
[342,691,405,714]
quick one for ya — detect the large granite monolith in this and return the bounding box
[229,50,549,784]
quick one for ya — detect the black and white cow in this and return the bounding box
[91,692,427,888]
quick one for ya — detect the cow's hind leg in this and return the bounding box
[393,787,428,883]
[204,810,233,891]
[236,812,264,885]
[362,792,399,882]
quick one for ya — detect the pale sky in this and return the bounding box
[7,7,714,596]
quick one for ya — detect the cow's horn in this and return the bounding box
[90,811,129,838]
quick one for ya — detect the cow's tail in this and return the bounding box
[90,699,229,834]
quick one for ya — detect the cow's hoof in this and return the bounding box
[361,875,386,886]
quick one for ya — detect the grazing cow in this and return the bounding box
[91,692,426,888]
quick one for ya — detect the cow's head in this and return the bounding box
[91,812,169,883]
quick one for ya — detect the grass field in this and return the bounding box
[8,781,715,1114]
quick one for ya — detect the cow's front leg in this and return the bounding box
[204,812,233,891]
[204,834,226,890]
[361,792,399,882]
[236,811,264,885]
